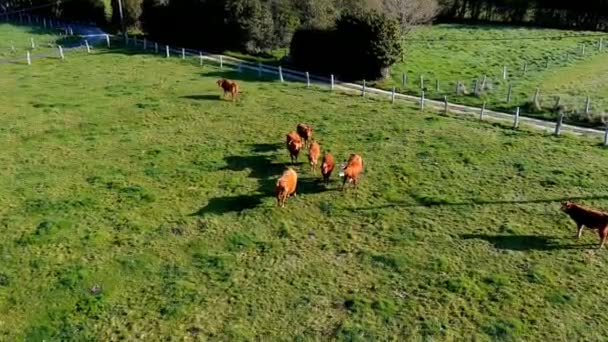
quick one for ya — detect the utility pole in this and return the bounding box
[117,0,126,42]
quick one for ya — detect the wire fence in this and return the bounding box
[2,15,608,145]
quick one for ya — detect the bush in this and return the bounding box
[289,10,401,81]
[60,0,106,25]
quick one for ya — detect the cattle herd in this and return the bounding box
[217,79,608,250]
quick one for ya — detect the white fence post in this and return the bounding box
[26,51,31,65]
[85,40,90,53]
[181,48,185,60]
[506,84,513,103]
[502,66,507,80]
[43,18,46,28]
[58,45,64,60]
[30,37,35,49]
[362,80,366,97]
[258,62,262,77]
[306,72,310,88]
[330,74,334,91]
[106,34,110,48]
[200,52,204,66]
[420,75,424,90]
[279,66,284,82]
[143,38,147,50]
[391,87,396,104]
[600,38,604,52]
[523,62,528,75]
[220,55,223,69]
[585,96,591,114]
[581,44,586,56]
[69,26,73,36]
[533,88,540,105]
[604,123,608,146]
[420,91,425,111]
[480,102,486,120]
[555,113,564,136]
[513,107,520,129]
[444,96,448,114]
[165,45,170,58]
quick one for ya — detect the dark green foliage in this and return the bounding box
[290,10,402,81]
[111,0,143,30]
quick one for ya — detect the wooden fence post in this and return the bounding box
[585,96,591,114]
[306,72,311,88]
[143,38,147,50]
[391,87,396,104]
[555,96,561,109]
[279,66,284,82]
[480,102,486,120]
[43,18,46,28]
[523,62,528,75]
[444,96,448,114]
[362,80,366,97]
[402,73,406,87]
[455,81,460,95]
[58,45,64,60]
[555,113,564,136]
[26,51,31,65]
[165,45,170,58]
[420,91,425,111]
[435,79,439,92]
[513,107,520,129]
[506,84,513,103]
[85,40,90,53]
[604,123,608,146]
[182,48,185,60]
[330,74,334,91]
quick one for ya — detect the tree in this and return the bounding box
[381,0,438,36]
[111,0,143,30]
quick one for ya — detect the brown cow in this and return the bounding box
[296,124,313,148]
[286,131,303,164]
[276,168,298,208]
[341,154,363,191]
[308,141,321,173]
[562,201,608,249]
[216,79,240,101]
[321,152,335,185]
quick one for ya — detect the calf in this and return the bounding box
[286,131,303,164]
[561,201,608,249]
[321,152,335,185]
[276,168,298,208]
[296,124,313,148]
[308,141,321,173]
[341,154,363,191]
[217,79,240,101]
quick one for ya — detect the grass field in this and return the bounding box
[371,24,608,128]
[0,23,79,59]
[3,26,608,340]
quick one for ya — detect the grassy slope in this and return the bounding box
[373,24,608,126]
[1,42,608,340]
[0,23,78,59]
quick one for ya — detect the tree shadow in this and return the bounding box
[461,234,593,251]
[191,194,264,216]
[180,94,222,101]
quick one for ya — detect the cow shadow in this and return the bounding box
[180,94,222,101]
[191,194,265,216]
[461,234,593,251]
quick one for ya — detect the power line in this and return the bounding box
[1,0,77,16]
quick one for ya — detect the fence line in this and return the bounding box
[1,18,607,141]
